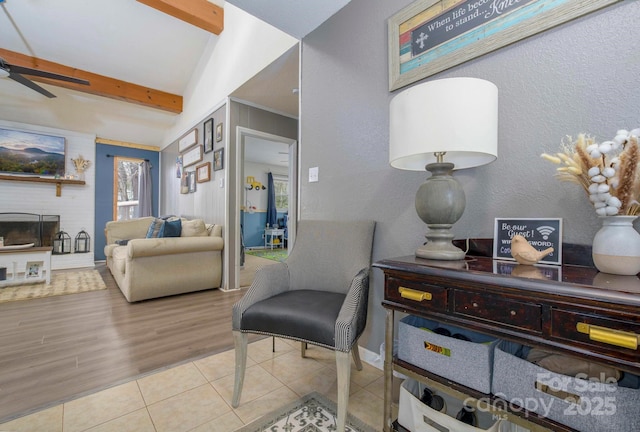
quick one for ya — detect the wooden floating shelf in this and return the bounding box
[0,174,85,197]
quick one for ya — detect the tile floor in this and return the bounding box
[0,338,385,432]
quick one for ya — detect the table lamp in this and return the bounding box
[389,77,498,260]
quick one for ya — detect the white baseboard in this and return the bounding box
[358,345,383,370]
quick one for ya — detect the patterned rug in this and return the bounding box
[0,270,107,303]
[235,392,377,432]
[245,248,288,262]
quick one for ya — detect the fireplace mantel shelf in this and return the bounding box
[0,174,85,197]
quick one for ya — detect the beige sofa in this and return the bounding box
[104,217,223,302]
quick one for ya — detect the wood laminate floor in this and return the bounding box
[0,263,262,423]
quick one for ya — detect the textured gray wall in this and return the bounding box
[300,0,639,354]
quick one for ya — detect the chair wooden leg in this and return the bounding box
[232,331,248,408]
[336,350,351,432]
[301,341,307,357]
[352,343,363,371]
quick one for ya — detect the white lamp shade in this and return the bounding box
[389,77,498,171]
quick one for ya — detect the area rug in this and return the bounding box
[235,392,377,432]
[0,270,107,303]
[245,248,288,262]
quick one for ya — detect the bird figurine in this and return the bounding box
[510,235,554,265]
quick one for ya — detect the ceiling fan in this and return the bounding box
[0,57,90,98]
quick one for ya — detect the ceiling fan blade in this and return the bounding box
[9,64,90,85]
[8,72,56,98]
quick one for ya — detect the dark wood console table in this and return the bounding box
[374,255,640,432]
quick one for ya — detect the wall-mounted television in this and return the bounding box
[0,128,66,177]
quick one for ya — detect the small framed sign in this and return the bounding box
[178,128,198,153]
[493,218,562,265]
[183,145,203,168]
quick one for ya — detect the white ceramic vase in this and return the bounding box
[592,215,640,275]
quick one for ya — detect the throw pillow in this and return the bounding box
[115,239,130,246]
[181,219,208,237]
[163,218,182,237]
[146,218,165,238]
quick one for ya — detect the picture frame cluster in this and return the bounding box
[178,115,223,194]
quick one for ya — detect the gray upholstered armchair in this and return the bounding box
[232,219,376,432]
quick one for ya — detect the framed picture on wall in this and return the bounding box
[182,145,203,167]
[188,171,196,193]
[216,122,223,142]
[180,171,189,194]
[213,148,224,171]
[178,128,198,153]
[196,162,211,183]
[203,118,214,153]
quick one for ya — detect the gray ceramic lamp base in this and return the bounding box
[415,162,466,261]
[416,224,466,260]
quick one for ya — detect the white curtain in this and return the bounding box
[137,161,152,217]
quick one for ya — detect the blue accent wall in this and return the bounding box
[94,144,160,260]
[241,211,287,248]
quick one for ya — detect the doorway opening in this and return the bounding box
[233,127,297,290]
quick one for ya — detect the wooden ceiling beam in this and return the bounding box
[136,0,224,35]
[0,49,183,114]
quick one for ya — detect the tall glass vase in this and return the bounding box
[592,215,640,275]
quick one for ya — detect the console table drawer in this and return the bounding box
[551,309,640,359]
[453,290,542,332]
[385,276,447,311]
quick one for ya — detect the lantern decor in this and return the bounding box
[53,230,71,255]
[74,230,91,253]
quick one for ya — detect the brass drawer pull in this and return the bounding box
[535,381,581,404]
[398,287,432,302]
[576,322,639,350]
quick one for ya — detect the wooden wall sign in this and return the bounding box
[388,0,621,91]
[178,128,198,153]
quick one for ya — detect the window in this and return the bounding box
[273,174,288,211]
[113,157,143,221]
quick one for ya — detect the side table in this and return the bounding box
[264,228,285,249]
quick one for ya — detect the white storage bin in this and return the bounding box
[492,344,640,432]
[398,379,504,432]
[398,316,499,393]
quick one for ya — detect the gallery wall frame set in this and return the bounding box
[388,0,622,91]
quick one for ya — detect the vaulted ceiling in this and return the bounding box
[0,0,222,113]
[0,0,351,143]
